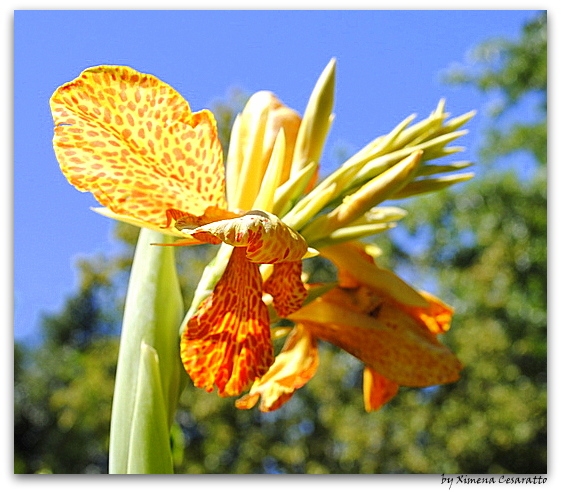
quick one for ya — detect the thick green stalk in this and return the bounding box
[109,228,185,474]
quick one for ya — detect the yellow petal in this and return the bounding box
[363,366,399,412]
[251,129,287,213]
[272,160,319,218]
[235,324,319,412]
[402,290,454,334]
[181,247,274,397]
[50,66,228,231]
[92,206,186,238]
[289,287,462,387]
[169,206,241,231]
[321,242,428,307]
[92,206,234,241]
[186,210,308,264]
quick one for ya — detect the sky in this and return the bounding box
[13,9,544,345]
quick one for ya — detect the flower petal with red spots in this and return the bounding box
[263,261,307,317]
[186,210,309,264]
[181,247,274,397]
[235,324,319,412]
[50,65,229,235]
[289,287,462,387]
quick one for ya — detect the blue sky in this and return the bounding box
[13,9,542,344]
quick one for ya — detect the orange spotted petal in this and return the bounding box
[181,247,274,397]
[363,366,400,412]
[235,324,319,412]
[289,287,462,387]
[185,210,309,264]
[50,65,228,234]
[263,261,307,317]
[401,290,454,335]
[321,243,428,307]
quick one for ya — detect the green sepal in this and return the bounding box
[312,222,397,249]
[392,172,475,199]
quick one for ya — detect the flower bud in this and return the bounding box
[226,91,301,211]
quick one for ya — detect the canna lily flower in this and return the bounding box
[236,241,462,412]
[52,60,472,411]
[50,65,313,397]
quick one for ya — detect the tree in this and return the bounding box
[14,277,120,473]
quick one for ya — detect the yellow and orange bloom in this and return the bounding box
[50,65,312,397]
[236,242,462,412]
[290,281,461,385]
[51,60,472,411]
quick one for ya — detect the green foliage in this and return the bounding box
[14,254,124,473]
[446,13,546,101]
[445,11,546,166]
[15,337,118,473]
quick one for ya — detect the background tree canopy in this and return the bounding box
[14,12,547,474]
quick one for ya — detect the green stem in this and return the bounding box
[108,228,185,474]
